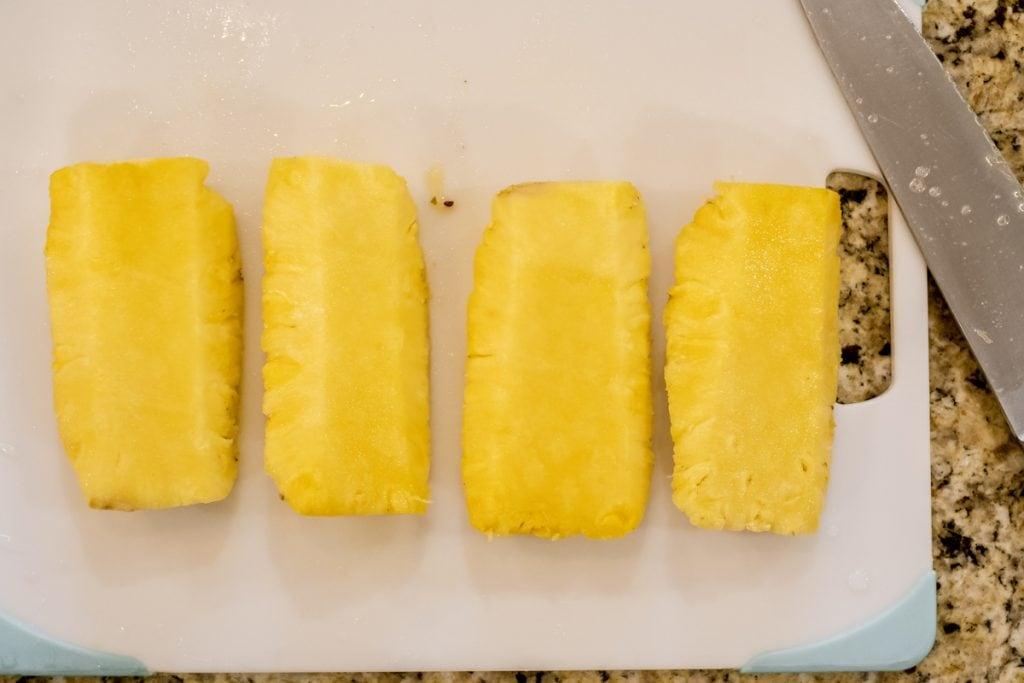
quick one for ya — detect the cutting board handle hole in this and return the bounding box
[828,171,893,404]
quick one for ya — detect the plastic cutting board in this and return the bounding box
[0,0,933,673]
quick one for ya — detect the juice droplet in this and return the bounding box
[885,66,895,73]
[997,214,1010,226]
[928,186,942,197]
[961,204,972,215]
[866,113,879,123]
[909,177,927,193]
[915,165,931,177]
[847,570,871,592]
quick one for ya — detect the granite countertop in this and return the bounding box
[7,1,1022,682]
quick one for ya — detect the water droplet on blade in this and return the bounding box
[866,113,878,123]
[909,177,927,193]
[915,166,931,177]
[928,186,942,197]
[998,214,1010,226]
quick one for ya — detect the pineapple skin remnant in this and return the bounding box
[665,182,841,535]
[45,158,242,510]
[463,182,653,540]
[262,157,430,516]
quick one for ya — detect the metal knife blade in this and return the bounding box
[800,0,1024,441]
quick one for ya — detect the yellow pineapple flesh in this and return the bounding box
[45,158,242,510]
[463,182,652,539]
[262,157,430,515]
[665,182,840,534]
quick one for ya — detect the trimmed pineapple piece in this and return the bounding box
[665,182,840,534]
[463,182,652,539]
[262,157,430,515]
[45,158,242,510]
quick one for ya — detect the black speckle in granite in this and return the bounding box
[944,622,962,634]
[995,5,1008,27]
[516,673,528,683]
[967,368,989,389]
[939,520,988,566]
[841,344,861,365]
[599,673,610,682]
[879,340,891,356]
[838,187,867,203]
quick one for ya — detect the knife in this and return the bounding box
[800,0,1024,441]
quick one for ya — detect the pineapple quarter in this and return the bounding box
[665,182,841,534]
[262,157,430,515]
[463,182,653,539]
[45,158,242,510]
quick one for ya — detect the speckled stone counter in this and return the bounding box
[6,1,1023,682]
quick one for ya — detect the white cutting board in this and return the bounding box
[0,0,933,672]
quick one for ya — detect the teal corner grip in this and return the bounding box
[742,570,937,674]
[0,609,149,676]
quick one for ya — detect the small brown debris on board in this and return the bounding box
[426,164,455,210]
